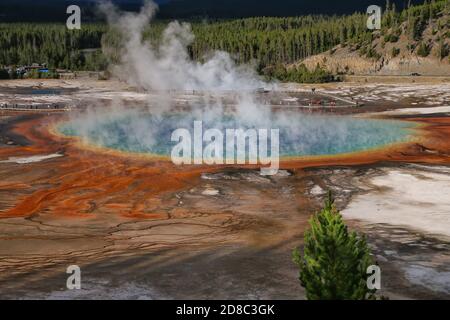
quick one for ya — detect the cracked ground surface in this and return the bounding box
[1,81,450,299]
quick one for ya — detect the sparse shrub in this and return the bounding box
[437,39,449,59]
[391,47,401,57]
[389,34,399,42]
[407,43,417,52]
[384,33,399,43]
[359,46,368,56]
[417,42,430,57]
[293,192,377,300]
[366,47,381,60]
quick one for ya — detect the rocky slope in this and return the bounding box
[299,7,450,76]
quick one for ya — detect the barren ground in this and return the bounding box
[0,78,449,299]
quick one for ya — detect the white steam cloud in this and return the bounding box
[99,0,270,91]
[60,1,412,167]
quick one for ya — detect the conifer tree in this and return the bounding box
[293,192,377,300]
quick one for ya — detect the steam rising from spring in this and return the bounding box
[100,0,268,92]
[61,1,415,162]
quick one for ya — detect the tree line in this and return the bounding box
[0,23,108,71]
[0,0,448,82]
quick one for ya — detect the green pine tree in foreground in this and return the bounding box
[293,192,377,300]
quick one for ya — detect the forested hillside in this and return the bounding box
[0,24,108,71]
[297,0,450,76]
[0,13,371,77]
[0,0,448,82]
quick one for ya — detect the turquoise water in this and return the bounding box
[59,110,415,158]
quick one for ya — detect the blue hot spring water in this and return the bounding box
[59,110,416,158]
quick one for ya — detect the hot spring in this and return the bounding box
[59,109,416,159]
